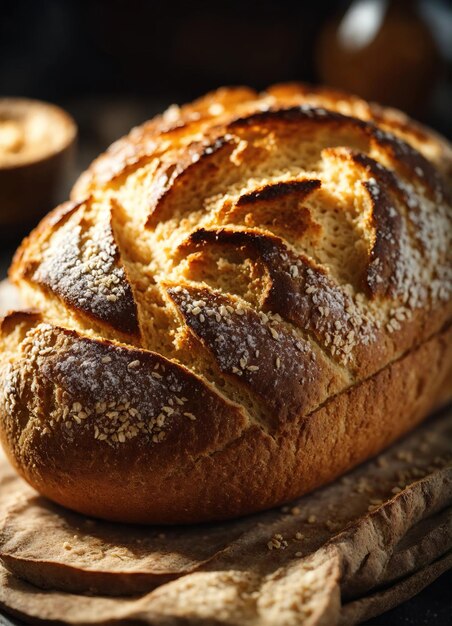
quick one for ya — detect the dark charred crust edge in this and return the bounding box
[182,226,328,276]
[363,181,403,298]
[9,199,140,338]
[228,105,354,129]
[236,179,321,205]
[371,129,446,200]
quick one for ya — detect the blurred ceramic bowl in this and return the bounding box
[0,98,77,232]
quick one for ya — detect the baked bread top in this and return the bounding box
[1,83,451,523]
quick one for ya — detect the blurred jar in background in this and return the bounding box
[316,0,440,114]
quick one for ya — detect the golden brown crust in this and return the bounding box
[0,312,450,523]
[1,82,451,523]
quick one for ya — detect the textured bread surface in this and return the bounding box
[1,83,451,523]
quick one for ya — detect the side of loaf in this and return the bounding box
[1,83,451,523]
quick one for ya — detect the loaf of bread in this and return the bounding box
[1,84,451,523]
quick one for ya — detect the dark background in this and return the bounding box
[1,0,452,235]
[1,0,451,116]
[1,0,452,180]
[0,1,451,624]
